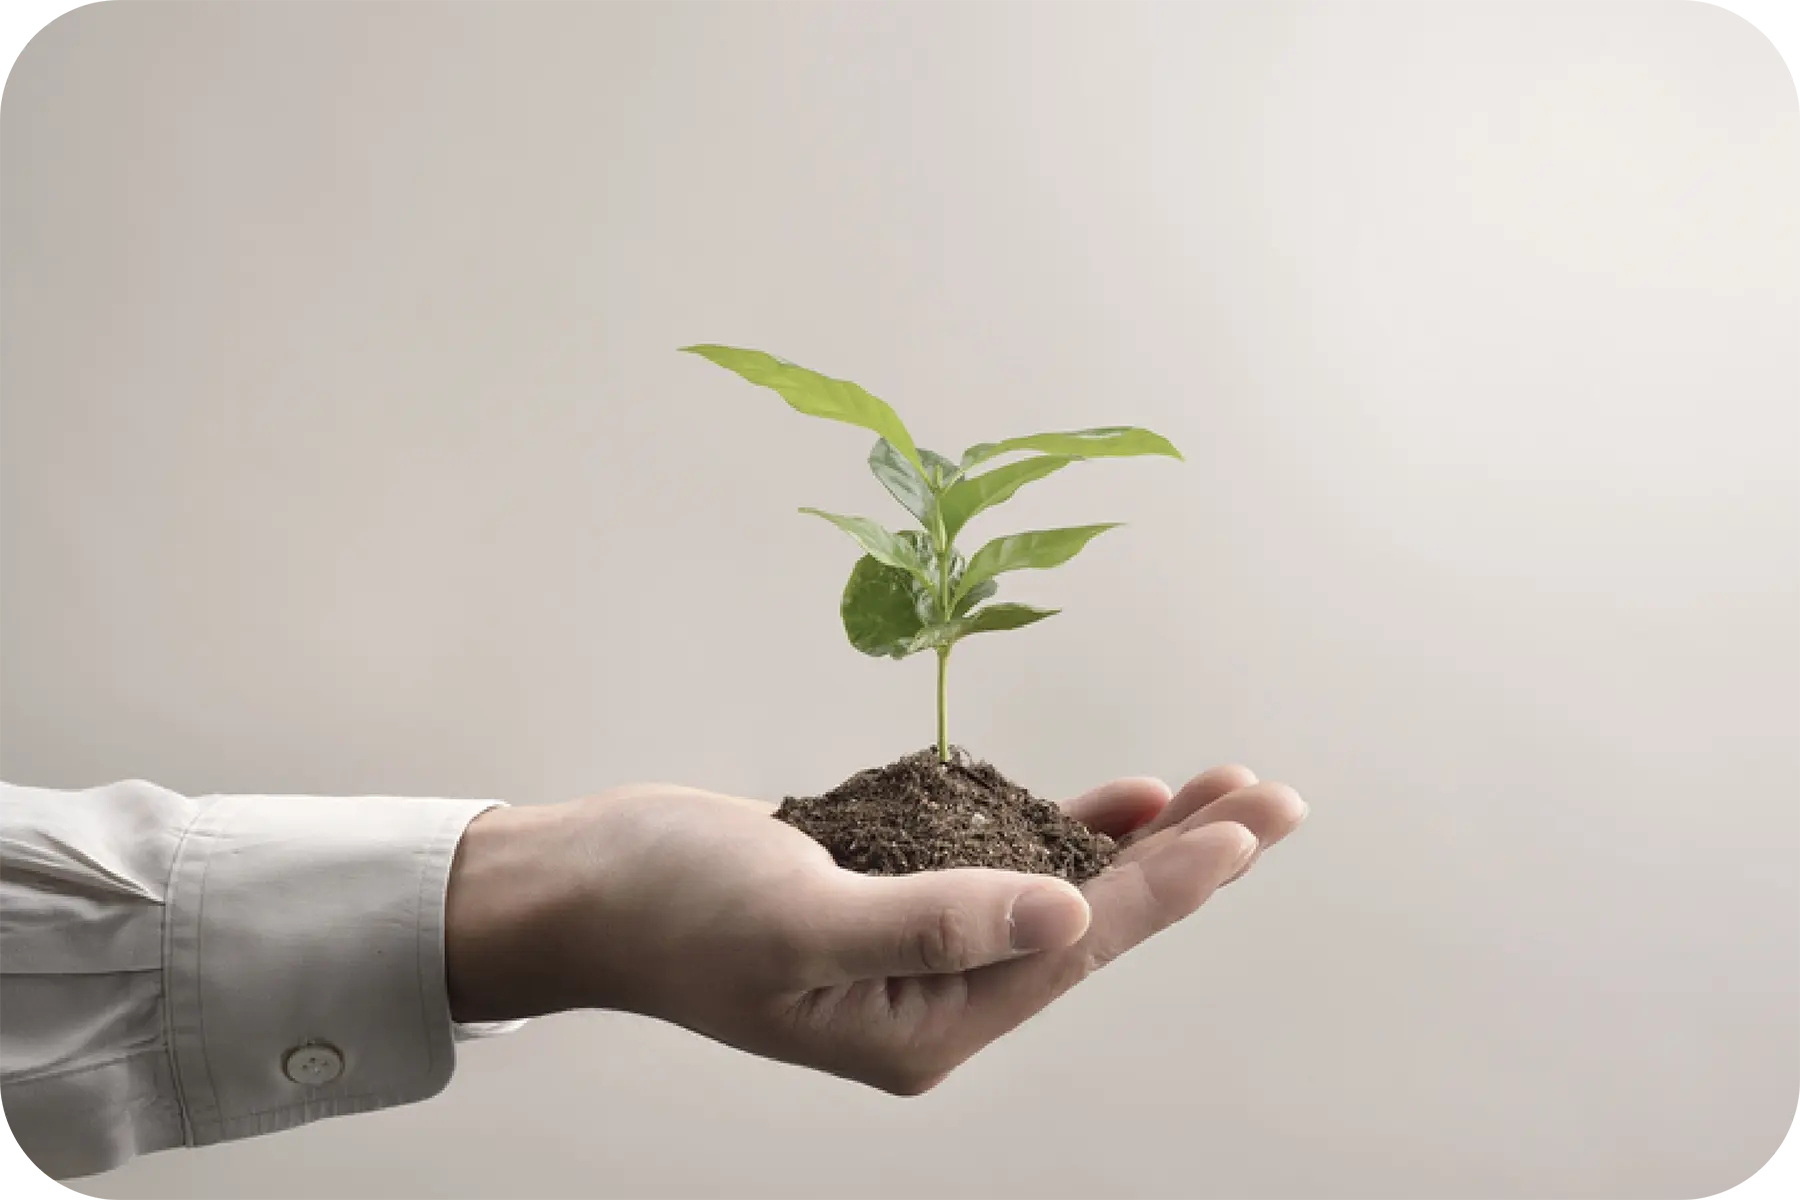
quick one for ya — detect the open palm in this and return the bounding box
[446,765,1306,1094]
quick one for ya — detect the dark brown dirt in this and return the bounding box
[775,746,1117,885]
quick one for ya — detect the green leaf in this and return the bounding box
[902,538,991,621]
[952,577,998,617]
[840,555,929,658]
[868,439,934,527]
[683,345,923,469]
[954,523,1121,603]
[959,426,1182,470]
[918,448,962,488]
[799,509,929,581]
[907,603,1059,653]
[937,455,1074,542]
[931,542,996,617]
[896,529,936,562]
[895,530,948,624]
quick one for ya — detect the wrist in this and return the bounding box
[444,803,575,1022]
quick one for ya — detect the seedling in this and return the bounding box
[683,345,1182,764]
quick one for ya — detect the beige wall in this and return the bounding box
[3,2,1796,1196]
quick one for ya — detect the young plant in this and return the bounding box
[682,345,1182,764]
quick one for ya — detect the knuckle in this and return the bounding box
[909,905,973,974]
[1048,944,1106,989]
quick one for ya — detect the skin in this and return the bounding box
[444,764,1306,1095]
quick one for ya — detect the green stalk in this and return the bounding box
[935,647,950,762]
[930,490,954,763]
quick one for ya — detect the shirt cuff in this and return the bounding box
[162,794,505,1146]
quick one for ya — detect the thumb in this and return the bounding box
[816,869,1092,981]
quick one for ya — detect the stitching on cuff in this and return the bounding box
[190,819,226,1139]
[217,1087,426,1126]
[157,799,214,1148]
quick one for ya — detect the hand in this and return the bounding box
[445,764,1306,1094]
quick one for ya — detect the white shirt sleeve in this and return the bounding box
[0,779,525,1180]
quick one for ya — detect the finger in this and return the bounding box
[1119,763,1259,848]
[1118,783,1307,888]
[1089,821,1261,964]
[1204,782,1308,883]
[1117,780,1307,865]
[959,821,1258,1037]
[806,868,1093,983]
[1058,777,1172,838]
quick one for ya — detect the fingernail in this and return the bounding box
[1009,885,1088,953]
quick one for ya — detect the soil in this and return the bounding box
[775,746,1117,885]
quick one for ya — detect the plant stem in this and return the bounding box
[935,647,950,763]
[929,503,955,763]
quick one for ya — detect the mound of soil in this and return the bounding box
[775,746,1116,885]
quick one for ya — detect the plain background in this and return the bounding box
[2,1,1795,1197]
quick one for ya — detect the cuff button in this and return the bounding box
[283,1042,345,1086]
